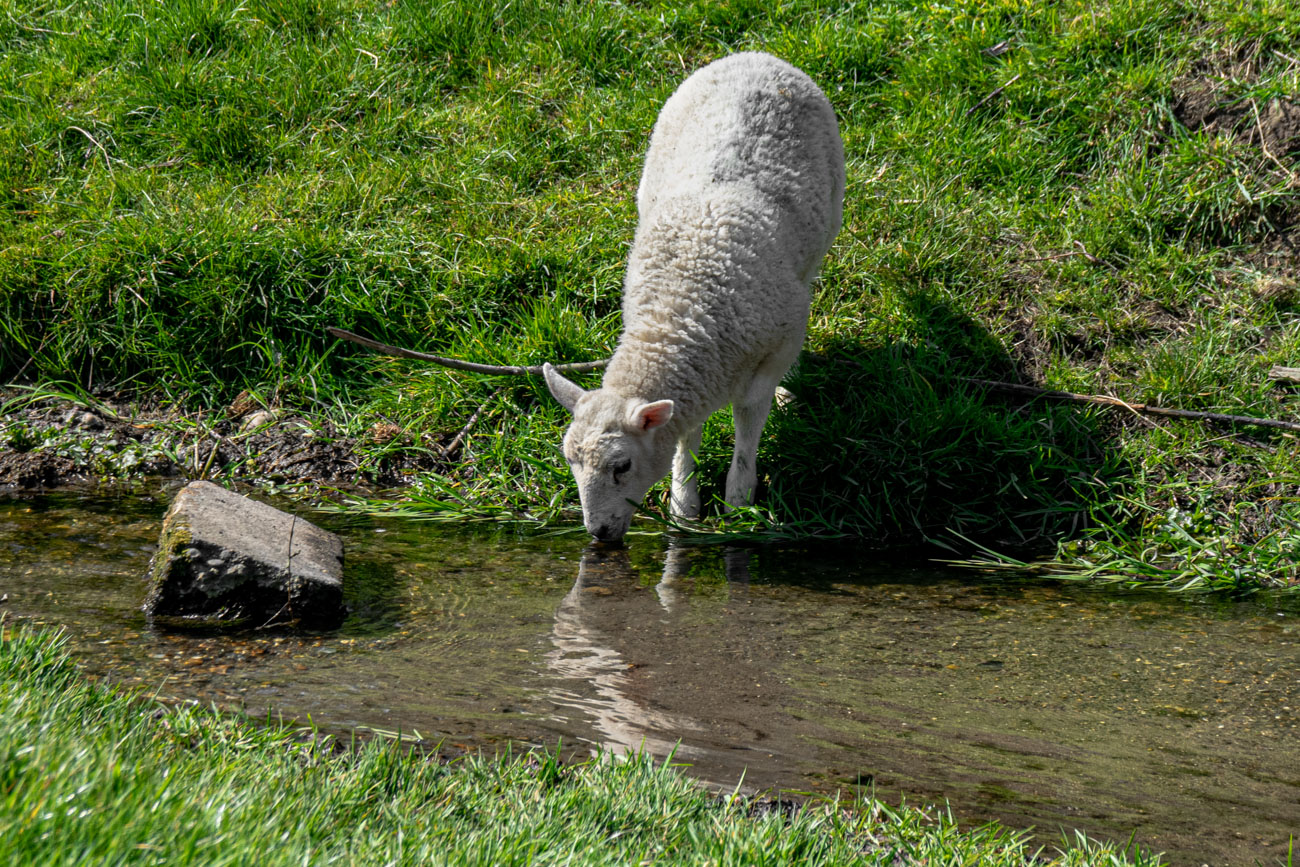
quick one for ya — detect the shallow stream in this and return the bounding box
[2,488,1297,865]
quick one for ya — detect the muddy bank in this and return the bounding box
[0,390,450,494]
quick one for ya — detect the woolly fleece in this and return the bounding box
[546,52,844,541]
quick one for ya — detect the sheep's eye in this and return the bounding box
[611,459,632,481]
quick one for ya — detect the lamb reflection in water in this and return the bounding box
[546,543,752,759]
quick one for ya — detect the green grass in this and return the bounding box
[3,0,1299,589]
[0,623,1167,865]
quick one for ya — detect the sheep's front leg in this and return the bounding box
[725,375,780,510]
[671,424,703,519]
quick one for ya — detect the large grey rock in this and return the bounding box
[145,481,344,628]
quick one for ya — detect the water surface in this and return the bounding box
[2,489,1297,866]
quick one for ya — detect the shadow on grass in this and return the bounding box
[709,292,1127,555]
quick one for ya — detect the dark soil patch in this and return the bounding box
[1171,38,1300,160]
[0,450,81,490]
[0,393,453,494]
[1173,81,1300,159]
[1171,49,1300,252]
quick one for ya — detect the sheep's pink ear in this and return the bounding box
[543,363,585,413]
[628,399,673,432]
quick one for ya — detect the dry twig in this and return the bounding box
[444,390,501,458]
[1020,242,1103,265]
[327,327,608,376]
[331,326,1300,434]
[963,377,1300,433]
[1251,99,1300,185]
[966,72,1022,117]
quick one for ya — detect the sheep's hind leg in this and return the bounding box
[725,373,782,510]
[671,424,703,520]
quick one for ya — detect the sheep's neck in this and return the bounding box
[602,328,718,432]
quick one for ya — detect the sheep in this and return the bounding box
[544,52,845,542]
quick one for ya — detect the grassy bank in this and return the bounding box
[0,623,1163,865]
[2,0,1298,589]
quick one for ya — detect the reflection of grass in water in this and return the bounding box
[1,625,1163,866]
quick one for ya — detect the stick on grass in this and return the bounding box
[332,328,1300,434]
[964,377,1300,433]
[327,328,608,376]
[965,72,1023,117]
[444,390,500,458]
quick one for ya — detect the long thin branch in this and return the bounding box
[963,377,1300,433]
[329,327,1300,433]
[326,327,609,376]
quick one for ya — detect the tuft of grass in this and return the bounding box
[0,624,1164,866]
[959,481,1300,593]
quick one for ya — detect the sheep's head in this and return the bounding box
[544,364,676,543]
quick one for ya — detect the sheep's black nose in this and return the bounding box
[590,523,626,544]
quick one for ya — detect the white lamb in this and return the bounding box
[544,52,845,542]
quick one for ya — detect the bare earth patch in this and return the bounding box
[1172,51,1300,255]
[0,392,452,494]
[1173,80,1300,158]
